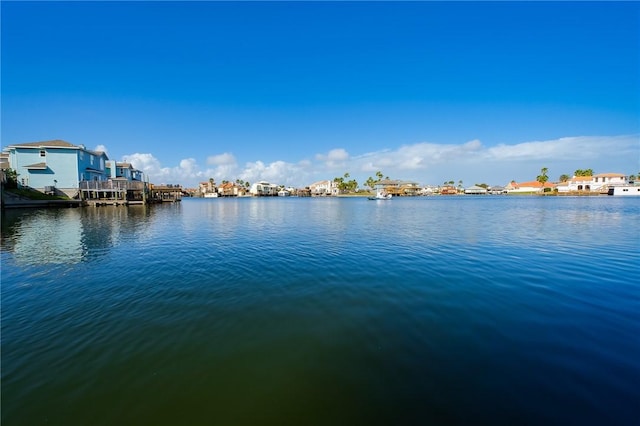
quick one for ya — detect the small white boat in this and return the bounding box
[204,192,218,198]
[368,190,392,200]
[608,185,640,196]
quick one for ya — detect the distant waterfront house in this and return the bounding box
[396,181,421,196]
[375,179,403,195]
[488,185,506,194]
[4,139,109,197]
[439,185,458,195]
[559,176,593,192]
[505,180,556,194]
[592,173,626,189]
[419,186,436,195]
[464,185,488,195]
[250,181,278,196]
[106,160,144,181]
[557,173,627,193]
[309,180,339,196]
[296,187,312,197]
[198,180,217,196]
[219,182,246,197]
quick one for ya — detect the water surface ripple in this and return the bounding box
[2,196,639,425]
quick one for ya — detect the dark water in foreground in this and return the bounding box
[2,196,639,425]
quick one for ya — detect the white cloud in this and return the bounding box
[123,152,313,188]
[122,153,172,183]
[123,153,210,185]
[355,139,485,173]
[239,160,311,187]
[207,152,236,166]
[350,135,638,185]
[122,134,639,188]
[178,158,198,175]
[94,144,109,155]
[484,135,637,162]
[315,148,350,169]
[326,148,349,161]
[122,153,163,174]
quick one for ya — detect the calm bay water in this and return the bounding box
[2,196,639,425]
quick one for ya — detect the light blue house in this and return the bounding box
[5,139,109,196]
[105,160,144,181]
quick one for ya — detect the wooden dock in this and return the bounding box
[79,181,183,206]
[84,200,147,207]
[149,185,183,203]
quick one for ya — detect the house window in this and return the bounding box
[39,150,45,157]
[90,155,94,165]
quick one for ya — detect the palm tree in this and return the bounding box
[537,167,549,191]
[574,169,593,177]
[333,176,345,193]
[559,174,570,182]
[366,177,376,190]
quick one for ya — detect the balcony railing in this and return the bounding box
[79,180,146,191]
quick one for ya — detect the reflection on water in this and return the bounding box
[2,209,86,264]
[1,205,155,265]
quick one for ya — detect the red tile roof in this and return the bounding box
[512,180,556,188]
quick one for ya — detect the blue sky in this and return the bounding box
[2,1,639,188]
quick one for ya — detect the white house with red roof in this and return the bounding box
[504,180,556,193]
[557,173,627,193]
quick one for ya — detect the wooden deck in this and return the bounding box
[79,181,183,206]
[84,200,146,207]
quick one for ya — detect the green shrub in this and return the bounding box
[4,169,18,189]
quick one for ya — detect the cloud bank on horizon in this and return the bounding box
[118,134,639,188]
